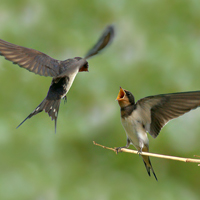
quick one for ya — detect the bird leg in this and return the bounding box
[137,140,145,155]
[63,96,67,104]
[137,148,143,155]
[115,138,130,154]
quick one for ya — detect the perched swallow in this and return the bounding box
[116,87,200,180]
[0,25,114,132]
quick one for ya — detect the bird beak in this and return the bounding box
[79,63,89,72]
[79,66,89,72]
[78,58,89,72]
[116,87,125,101]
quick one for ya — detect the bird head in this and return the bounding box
[116,87,135,108]
[73,57,89,72]
[79,62,89,72]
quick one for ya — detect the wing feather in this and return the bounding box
[0,39,60,77]
[137,91,200,138]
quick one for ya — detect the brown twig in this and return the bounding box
[93,141,200,165]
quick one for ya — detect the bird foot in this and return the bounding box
[115,147,121,154]
[63,96,67,104]
[137,149,143,155]
[115,146,128,154]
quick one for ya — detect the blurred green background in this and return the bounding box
[0,0,200,199]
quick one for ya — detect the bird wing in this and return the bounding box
[84,25,115,59]
[136,91,200,138]
[0,39,60,77]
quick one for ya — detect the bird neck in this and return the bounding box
[120,104,136,118]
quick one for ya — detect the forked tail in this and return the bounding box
[17,98,61,133]
[142,155,158,181]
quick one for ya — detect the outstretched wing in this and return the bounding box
[137,91,200,138]
[84,25,115,59]
[0,39,60,77]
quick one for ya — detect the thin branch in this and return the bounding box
[93,141,200,166]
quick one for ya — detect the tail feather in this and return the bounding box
[142,156,158,181]
[17,98,61,133]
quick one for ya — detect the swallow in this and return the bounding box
[116,87,200,180]
[0,25,114,132]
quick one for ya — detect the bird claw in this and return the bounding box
[115,147,122,154]
[63,96,67,104]
[137,149,143,155]
[115,146,128,154]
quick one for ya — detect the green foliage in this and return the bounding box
[0,0,200,199]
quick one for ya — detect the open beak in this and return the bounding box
[116,87,125,101]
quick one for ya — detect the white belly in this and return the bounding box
[62,70,79,98]
[121,115,149,150]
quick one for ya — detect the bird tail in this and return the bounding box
[142,155,158,181]
[17,98,61,133]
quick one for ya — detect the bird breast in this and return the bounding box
[63,69,79,97]
[121,113,149,149]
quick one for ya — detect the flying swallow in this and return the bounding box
[0,25,114,132]
[116,87,200,180]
